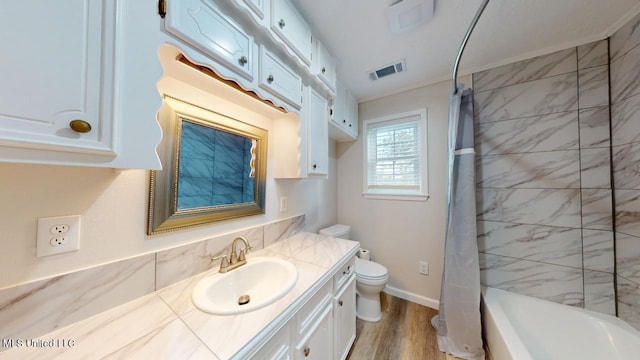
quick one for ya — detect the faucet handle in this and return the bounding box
[238,249,247,262]
[211,254,229,272]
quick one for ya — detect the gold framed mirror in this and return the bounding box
[148,95,268,234]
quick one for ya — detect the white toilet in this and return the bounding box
[319,224,389,322]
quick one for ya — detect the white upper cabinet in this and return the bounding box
[0,1,115,156]
[314,40,337,91]
[259,46,303,109]
[271,0,313,66]
[329,80,358,142]
[0,0,162,169]
[165,0,254,80]
[307,88,329,176]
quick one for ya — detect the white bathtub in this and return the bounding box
[481,286,640,360]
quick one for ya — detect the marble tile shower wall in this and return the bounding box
[0,214,305,349]
[611,11,640,330]
[474,41,616,315]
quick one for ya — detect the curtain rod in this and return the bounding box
[452,0,490,94]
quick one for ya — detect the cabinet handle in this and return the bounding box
[343,265,351,275]
[304,347,310,357]
[267,74,274,83]
[339,299,344,307]
[239,56,248,66]
[321,66,326,74]
[278,19,286,28]
[69,119,92,133]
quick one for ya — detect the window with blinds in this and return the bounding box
[362,109,428,200]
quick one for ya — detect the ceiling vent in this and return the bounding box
[386,0,434,34]
[368,59,407,81]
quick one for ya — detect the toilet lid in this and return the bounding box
[356,258,388,279]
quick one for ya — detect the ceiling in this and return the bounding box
[294,0,640,102]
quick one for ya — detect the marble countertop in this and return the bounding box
[0,233,359,360]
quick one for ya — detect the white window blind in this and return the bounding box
[362,109,428,201]
[366,115,421,191]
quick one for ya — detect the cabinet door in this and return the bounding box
[295,303,333,360]
[243,0,266,20]
[0,0,115,155]
[165,0,254,80]
[271,0,312,65]
[260,47,303,108]
[316,41,336,90]
[346,91,359,137]
[307,88,328,176]
[250,323,292,360]
[334,276,356,360]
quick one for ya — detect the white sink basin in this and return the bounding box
[192,257,298,315]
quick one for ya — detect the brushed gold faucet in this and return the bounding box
[211,236,252,273]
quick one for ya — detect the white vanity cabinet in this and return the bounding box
[164,0,254,81]
[330,80,359,142]
[295,303,334,359]
[249,324,293,360]
[248,255,357,360]
[334,276,356,360]
[0,1,117,159]
[270,0,313,66]
[307,88,329,176]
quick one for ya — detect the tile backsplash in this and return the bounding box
[0,214,305,348]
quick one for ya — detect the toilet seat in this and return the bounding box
[355,258,388,281]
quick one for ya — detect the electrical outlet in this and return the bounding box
[50,236,67,246]
[50,224,70,235]
[37,215,81,257]
[419,261,429,276]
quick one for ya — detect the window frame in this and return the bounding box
[361,108,429,201]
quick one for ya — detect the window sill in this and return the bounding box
[361,192,429,201]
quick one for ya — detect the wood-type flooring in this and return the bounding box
[346,293,490,360]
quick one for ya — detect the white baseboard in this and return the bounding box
[383,285,439,310]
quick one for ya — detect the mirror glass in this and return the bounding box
[148,96,267,234]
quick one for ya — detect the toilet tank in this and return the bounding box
[319,224,351,239]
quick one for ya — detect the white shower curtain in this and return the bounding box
[431,87,485,360]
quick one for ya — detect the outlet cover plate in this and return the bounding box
[36,215,81,257]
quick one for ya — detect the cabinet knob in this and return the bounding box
[69,119,92,133]
[239,56,248,66]
[349,124,352,127]
[278,19,286,28]
[342,119,346,123]
[267,74,274,83]
[321,66,326,74]
[304,347,310,357]
[339,299,344,307]
[312,163,317,170]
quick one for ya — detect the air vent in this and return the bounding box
[368,59,407,81]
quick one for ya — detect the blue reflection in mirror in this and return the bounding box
[177,120,255,209]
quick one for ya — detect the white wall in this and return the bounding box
[336,77,470,306]
[0,76,337,289]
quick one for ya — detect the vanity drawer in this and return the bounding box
[295,280,332,337]
[333,256,356,291]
